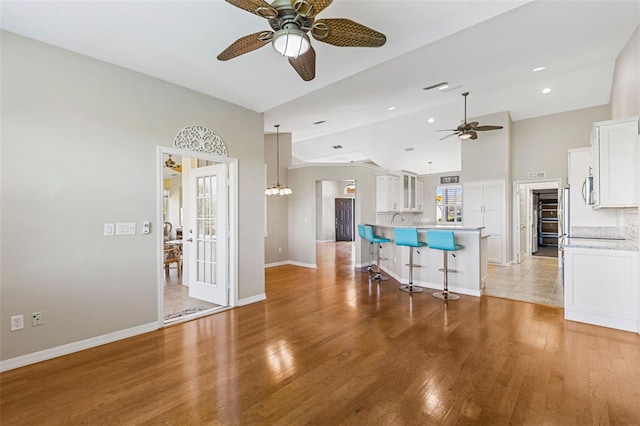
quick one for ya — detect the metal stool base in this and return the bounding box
[371,273,389,281]
[400,285,423,293]
[432,291,460,301]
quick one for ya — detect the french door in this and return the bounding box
[187,164,228,306]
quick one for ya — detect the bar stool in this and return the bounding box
[394,227,427,293]
[427,230,463,301]
[357,224,373,273]
[364,225,391,281]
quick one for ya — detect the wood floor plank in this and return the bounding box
[2,242,640,425]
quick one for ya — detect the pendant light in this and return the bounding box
[265,124,292,196]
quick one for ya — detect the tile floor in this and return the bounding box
[484,255,563,307]
[164,270,220,321]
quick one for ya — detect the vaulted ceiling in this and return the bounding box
[2,1,638,174]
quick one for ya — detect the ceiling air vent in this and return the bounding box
[332,145,343,149]
[527,171,546,179]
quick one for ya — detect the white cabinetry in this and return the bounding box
[401,172,417,211]
[415,181,424,212]
[376,174,400,212]
[377,172,423,212]
[591,116,639,208]
[564,246,638,332]
[567,148,617,228]
[463,180,506,264]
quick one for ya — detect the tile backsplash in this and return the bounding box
[621,207,639,241]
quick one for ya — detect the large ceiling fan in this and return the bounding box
[438,92,503,140]
[217,0,386,81]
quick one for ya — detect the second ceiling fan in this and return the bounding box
[217,0,386,81]
[438,92,503,140]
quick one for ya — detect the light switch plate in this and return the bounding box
[115,222,136,235]
[104,223,115,236]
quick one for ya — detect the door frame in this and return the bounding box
[156,146,238,325]
[512,178,562,267]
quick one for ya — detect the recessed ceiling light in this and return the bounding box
[542,87,552,94]
[423,82,448,91]
[533,66,547,72]
[387,106,396,111]
[427,118,435,123]
[313,120,326,125]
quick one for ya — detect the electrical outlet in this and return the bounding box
[32,311,44,327]
[10,315,24,331]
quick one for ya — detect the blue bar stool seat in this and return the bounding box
[364,225,391,281]
[427,230,463,301]
[394,228,427,293]
[357,224,374,273]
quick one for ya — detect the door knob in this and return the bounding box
[186,238,193,242]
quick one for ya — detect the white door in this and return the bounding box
[516,186,527,264]
[187,164,228,306]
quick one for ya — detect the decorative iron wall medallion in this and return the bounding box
[173,125,228,156]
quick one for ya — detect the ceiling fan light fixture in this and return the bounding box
[459,132,472,140]
[272,28,310,58]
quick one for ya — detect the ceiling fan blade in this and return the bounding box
[225,0,278,18]
[469,131,478,140]
[288,46,316,81]
[436,129,458,132]
[439,132,459,141]
[311,19,386,47]
[465,121,479,129]
[217,31,273,61]
[292,0,333,18]
[475,125,504,131]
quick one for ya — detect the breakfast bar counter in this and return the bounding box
[366,224,488,297]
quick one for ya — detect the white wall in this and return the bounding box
[288,165,379,267]
[511,105,611,183]
[610,25,640,119]
[264,131,291,265]
[0,31,265,361]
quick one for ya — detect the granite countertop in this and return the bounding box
[564,237,639,251]
[372,223,485,232]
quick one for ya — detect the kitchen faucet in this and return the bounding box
[391,213,405,224]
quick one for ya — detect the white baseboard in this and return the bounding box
[316,239,334,243]
[0,322,159,372]
[379,266,481,297]
[288,260,317,269]
[265,260,317,269]
[565,310,639,333]
[239,293,266,306]
[265,261,290,268]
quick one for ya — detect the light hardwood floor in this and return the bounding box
[2,242,639,424]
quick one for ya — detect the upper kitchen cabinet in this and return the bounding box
[567,148,617,228]
[401,171,423,212]
[463,180,507,265]
[591,116,639,208]
[376,174,400,212]
[376,172,423,212]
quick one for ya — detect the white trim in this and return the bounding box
[288,260,317,269]
[379,266,482,297]
[0,322,159,372]
[265,261,290,268]
[315,239,334,243]
[289,162,385,172]
[565,310,639,333]
[264,260,318,269]
[239,294,267,306]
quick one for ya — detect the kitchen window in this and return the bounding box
[436,185,462,223]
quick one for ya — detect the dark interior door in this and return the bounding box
[335,198,354,241]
